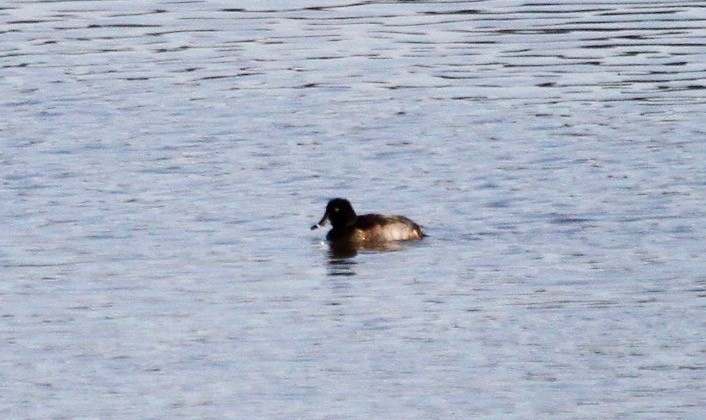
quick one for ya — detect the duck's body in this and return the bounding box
[312,198,425,244]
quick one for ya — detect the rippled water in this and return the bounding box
[2,0,705,417]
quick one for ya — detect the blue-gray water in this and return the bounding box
[2,0,705,417]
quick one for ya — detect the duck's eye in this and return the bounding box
[333,207,339,212]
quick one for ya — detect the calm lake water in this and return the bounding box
[2,0,705,417]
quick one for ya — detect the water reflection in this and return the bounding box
[326,239,406,260]
[323,238,421,276]
[327,241,360,260]
[326,250,357,277]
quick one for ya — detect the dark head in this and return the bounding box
[311,198,357,230]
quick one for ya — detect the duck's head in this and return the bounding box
[311,198,357,230]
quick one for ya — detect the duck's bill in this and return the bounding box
[311,214,328,230]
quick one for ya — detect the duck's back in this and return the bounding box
[354,213,425,242]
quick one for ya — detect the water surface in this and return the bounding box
[1,0,705,417]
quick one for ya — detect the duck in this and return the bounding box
[311,198,425,243]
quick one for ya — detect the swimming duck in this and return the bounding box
[311,198,425,243]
